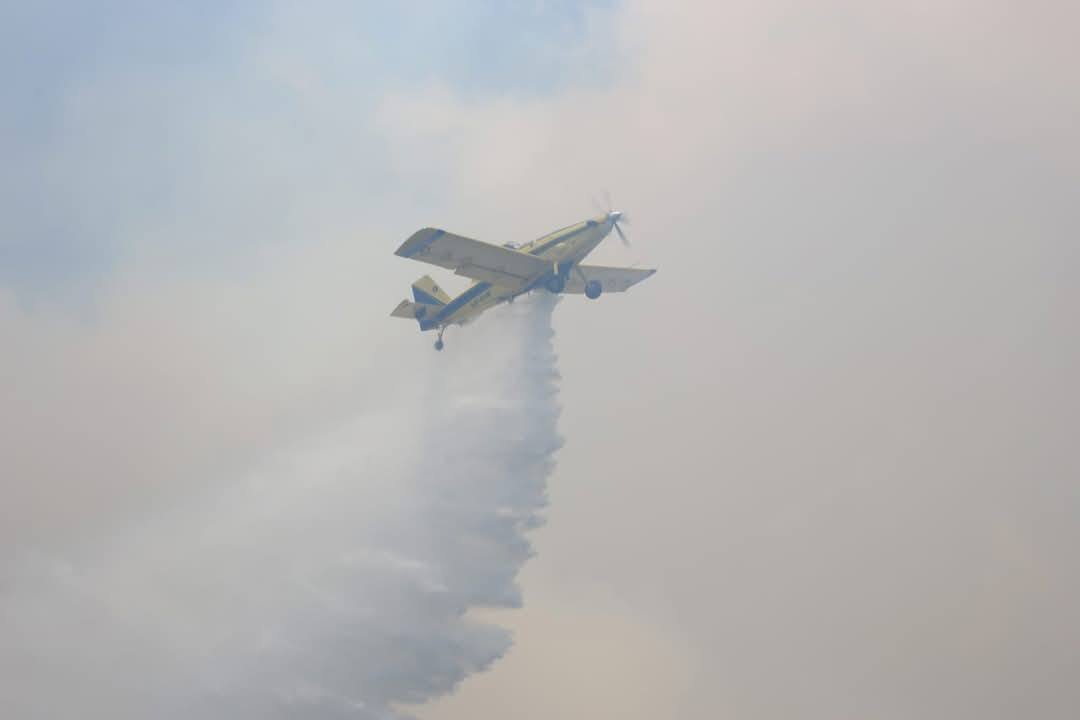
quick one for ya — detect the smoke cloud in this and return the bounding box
[0,294,561,719]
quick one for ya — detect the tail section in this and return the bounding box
[391,276,450,331]
[391,300,426,320]
[411,275,451,306]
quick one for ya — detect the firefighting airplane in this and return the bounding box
[391,211,656,350]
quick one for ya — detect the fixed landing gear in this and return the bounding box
[434,328,445,351]
[544,275,566,293]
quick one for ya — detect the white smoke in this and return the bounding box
[0,294,562,719]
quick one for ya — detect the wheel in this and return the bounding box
[585,280,602,299]
[434,339,444,351]
[545,275,565,293]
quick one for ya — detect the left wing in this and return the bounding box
[565,265,657,293]
[396,228,549,289]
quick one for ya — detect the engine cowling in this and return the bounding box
[585,279,602,299]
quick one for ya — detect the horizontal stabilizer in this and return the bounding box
[391,300,434,320]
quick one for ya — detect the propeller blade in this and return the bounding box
[614,221,630,247]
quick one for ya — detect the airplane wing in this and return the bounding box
[564,265,657,293]
[396,228,549,288]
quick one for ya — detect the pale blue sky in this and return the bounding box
[1,1,617,301]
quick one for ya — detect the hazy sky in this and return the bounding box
[2,1,1079,718]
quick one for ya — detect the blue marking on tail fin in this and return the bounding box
[412,286,445,306]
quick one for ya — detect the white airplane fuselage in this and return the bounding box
[419,214,617,332]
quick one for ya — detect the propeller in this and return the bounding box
[611,213,630,247]
[593,190,631,247]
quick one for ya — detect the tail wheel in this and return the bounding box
[585,280,602,299]
[434,339,444,351]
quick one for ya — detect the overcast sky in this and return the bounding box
[2,1,1079,718]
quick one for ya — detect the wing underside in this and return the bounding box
[564,265,657,293]
[396,228,548,290]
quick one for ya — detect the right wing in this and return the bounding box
[396,228,549,289]
[564,265,657,293]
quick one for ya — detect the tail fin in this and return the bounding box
[391,275,449,331]
[411,275,451,306]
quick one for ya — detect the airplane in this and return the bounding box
[391,211,657,350]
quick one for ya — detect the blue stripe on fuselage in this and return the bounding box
[436,281,491,322]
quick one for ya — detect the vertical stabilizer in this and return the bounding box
[411,276,451,306]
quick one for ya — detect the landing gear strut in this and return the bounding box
[544,274,566,294]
